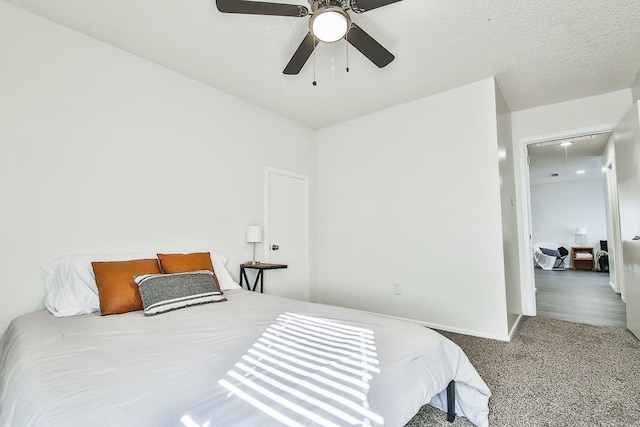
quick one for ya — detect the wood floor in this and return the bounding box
[535,268,627,327]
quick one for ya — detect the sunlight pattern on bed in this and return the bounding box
[182,312,384,427]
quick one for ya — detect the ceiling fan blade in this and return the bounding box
[346,24,394,68]
[283,32,319,75]
[350,0,403,14]
[216,0,309,17]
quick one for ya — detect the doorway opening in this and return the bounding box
[526,132,626,326]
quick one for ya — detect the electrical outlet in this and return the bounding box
[393,282,402,295]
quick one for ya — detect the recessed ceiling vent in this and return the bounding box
[549,173,559,177]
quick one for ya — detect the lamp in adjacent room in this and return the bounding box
[246,226,263,264]
[575,227,587,246]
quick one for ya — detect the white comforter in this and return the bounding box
[0,289,490,427]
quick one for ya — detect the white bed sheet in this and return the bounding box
[0,289,490,427]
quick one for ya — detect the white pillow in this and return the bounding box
[41,250,239,317]
[42,252,156,317]
[209,251,241,291]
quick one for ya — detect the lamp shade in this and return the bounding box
[575,227,587,235]
[246,226,263,243]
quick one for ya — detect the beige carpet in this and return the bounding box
[406,316,640,427]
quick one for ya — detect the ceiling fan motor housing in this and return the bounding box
[310,0,349,13]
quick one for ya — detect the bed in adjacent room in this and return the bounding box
[0,252,490,427]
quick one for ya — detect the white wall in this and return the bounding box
[315,78,510,340]
[512,90,633,141]
[495,84,521,333]
[0,2,316,333]
[530,178,607,254]
[511,90,633,314]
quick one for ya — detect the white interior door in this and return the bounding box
[613,102,640,339]
[265,168,309,301]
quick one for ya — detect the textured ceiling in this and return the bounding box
[528,133,610,185]
[6,0,640,128]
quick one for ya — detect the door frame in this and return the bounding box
[604,158,625,300]
[517,123,617,315]
[263,167,310,298]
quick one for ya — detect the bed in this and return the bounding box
[0,253,490,427]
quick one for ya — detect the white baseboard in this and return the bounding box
[508,314,524,341]
[367,311,511,342]
[609,281,617,292]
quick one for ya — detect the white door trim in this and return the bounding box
[604,159,625,299]
[516,123,617,315]
[264,167,310,298]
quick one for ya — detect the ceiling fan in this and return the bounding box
[216,0,403,75]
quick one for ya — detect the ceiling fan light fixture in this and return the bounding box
[310,6,351,43]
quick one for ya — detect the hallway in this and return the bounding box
[535,268,626,327]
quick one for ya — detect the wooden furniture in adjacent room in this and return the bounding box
[239,262,288,293]
[570,246,595,271]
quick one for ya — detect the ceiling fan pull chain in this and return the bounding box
[346,34,350,72]
[312,34,318,86]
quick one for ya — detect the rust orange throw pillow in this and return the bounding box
[157,252,220,287]
[92,259,161,315]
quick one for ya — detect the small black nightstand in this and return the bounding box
[239,262,288,293]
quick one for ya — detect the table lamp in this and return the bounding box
[246,226,263,264]
[575,227,587,246]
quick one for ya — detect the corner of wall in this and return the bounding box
[494,82,523,332]
[632,69,640,103]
